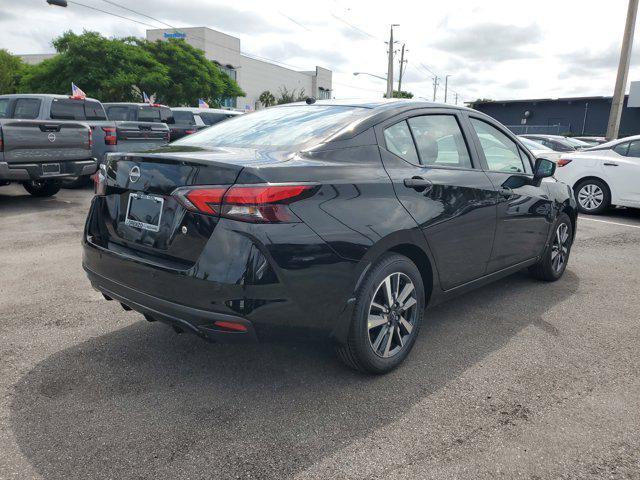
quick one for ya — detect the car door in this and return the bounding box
[376,109,497,290]
[466,115,553,272]
[601,140,640,207]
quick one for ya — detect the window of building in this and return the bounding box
[13,98,41,119]
[471,118,528,173]
[383,121,420,164]
[220,97,236,109]
[407,115,472,168]
[318,88,331,100]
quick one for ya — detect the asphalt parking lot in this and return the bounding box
[1,184,639,480]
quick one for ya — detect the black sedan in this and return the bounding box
[83,100,577,373]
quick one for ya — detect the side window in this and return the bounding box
[0,99,10,118]
[626,141,640,158]
[13,98,41,119]
[84,101,107,121]
[383,121,419,164]
[407,115,472,168]
[613,142,630,156]
[50,99,85,120]
[106,106,130,121]
[470,118,527,173]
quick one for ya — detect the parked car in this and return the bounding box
[554,134,640,214]
[519,136,564,163]
[573,136,607,147]
[0,98,94,196]
[169,107,243,141]
[83,99,576,373]
[0,94,170,187]
[521,134,591,152]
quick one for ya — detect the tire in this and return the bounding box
[336,253,425,374]
[574,178,610,214]
[62,175,92,189]
[529,213,573,282]
[22,179,61,197]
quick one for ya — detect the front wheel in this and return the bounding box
[337,253,425,374]
[22,179,61,197]
[529,213,573,282]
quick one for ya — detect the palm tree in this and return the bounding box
[259,90,276,108]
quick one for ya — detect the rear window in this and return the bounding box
[0,99,9,118]
[172,111,195,125]
[50,99,85,120]
[174,105,367,149]
[13,98,41,119]
[84,100,107,120]
[106,106,130,121]
[138,107,161,122]
[198,112,232,125]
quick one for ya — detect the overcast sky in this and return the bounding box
[0,0,638,103]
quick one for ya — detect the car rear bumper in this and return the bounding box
[0,159,97,181]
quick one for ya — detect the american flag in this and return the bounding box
[71,82,86,99]
[198,98,209,108]
[143,91,151,104]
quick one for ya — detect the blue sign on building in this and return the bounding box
[163,32,186,39]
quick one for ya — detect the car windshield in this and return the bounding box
[520,137,552,151]
[173,105,368,149]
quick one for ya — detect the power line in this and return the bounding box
[66,0,159,29]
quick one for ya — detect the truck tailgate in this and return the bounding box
[115,121,169,152]
[1,120,91,164]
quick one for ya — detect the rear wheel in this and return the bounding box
[529,213,573,282]
[574,178,610,214]
[337,253,425,374]
[22,179,61,197]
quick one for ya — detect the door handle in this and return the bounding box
[603,162,619,166]
[403,177,433,192]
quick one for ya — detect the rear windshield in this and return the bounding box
[172,111,195,124]
[138,106,162,122]
[519,137,552,151]
[198,112,233,125]
[106,106,130,121]
[50,98,85,120]
[173,105,367,149]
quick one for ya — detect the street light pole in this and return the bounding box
[432,76,440,102]
[386,24,399,98]
[606,0,639,140]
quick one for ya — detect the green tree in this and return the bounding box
[0,49,26,94]
[276,87,306,105]
[259,90,276,107]
[392,90,413,98]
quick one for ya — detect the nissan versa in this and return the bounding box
[82,99,577,373]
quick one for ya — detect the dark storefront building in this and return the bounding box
[471,95,640,138]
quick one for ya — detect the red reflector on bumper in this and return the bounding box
[214,321,248,332]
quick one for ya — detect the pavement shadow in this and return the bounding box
[10,270,579,480]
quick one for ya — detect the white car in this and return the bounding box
[519,136,564,163]
[554,135,640,214]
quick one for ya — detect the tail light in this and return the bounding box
[172,184,315,223]
[184,129,197,135]
[165,130,171,142]
[92,164,107,196]
[557,158,572,167]
[88,128,93,149]
[102,126,117,145]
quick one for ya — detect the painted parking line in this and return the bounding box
[579,217,640,229]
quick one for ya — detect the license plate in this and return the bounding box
[42,163,60,175]
[125,193,164,232]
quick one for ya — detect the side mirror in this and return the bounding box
[533,157,556,185]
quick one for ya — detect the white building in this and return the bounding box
[145,27,332,110]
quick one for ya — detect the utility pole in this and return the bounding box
[444,74,451,103]
[432,76,440,102]
[454,93,459,105]
[397,43,406,93]
[386,24,399,98]
[606,0,639,140]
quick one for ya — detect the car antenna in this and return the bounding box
[305,97,316,105]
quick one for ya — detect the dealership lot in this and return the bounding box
[1,185,639,479]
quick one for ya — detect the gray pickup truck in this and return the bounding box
[0,94,170,186]
[0,114,94,197]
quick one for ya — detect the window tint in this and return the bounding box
[199,112,232,125]
[106,106,130,121]
[613,142,630,156]
[50,99,85,120]
[407,115,472,168]
[174,105,367,149]
[138,106,161,122]
[383,121,419,163]
[471,118,527,173]
[13,98,41,119]
[84,100,106,120]
[172,111,196,125]
[627,141,640,158]
[0,99,9,118]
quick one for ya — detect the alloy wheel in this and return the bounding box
[577,184,604,211]
[551,223,570,274]
[367,272,418,358]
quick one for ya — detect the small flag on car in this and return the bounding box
[71,82,86,99]
[143,91,151,104]
[198,98,209,108]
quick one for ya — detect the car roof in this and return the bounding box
[282,98,472,111]
[584,134,640,150]
[0,93,101,102]
[103,102,170,108]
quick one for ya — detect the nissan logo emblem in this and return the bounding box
[129,166,141,183]
[47,133,56,142]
